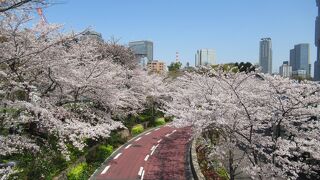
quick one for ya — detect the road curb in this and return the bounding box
[190,137,206,180]
[185,136,194,180]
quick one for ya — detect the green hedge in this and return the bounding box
[67,163,88,180]
[155,118,166,126]
[131,124,144,136]
[86,145,113,164]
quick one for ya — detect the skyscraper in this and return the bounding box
[195,49,215,67]
[314,0,320,81]
[290,49,296,72]
[259,38,272,74]
[129,41,153,68]
[290,44,311,78]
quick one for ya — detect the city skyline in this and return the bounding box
[195,49,215,67]
[43,0,316,74]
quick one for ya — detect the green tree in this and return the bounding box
[234,62,256,73]
[212,64,239,73]
[167,62,183,78]
[168,62,182,72]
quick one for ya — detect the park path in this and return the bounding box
[91,125,193,180]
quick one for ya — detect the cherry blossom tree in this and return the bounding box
[0,6,165,179]
[163,67,320,179]
[104,37,139,69]
[0,13,123,156]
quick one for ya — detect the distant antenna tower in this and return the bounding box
[176,52,179,63]
[36,8,48,25]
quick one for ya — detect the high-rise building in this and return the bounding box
[259,38,272,74]
[314,0,320,81]
[129,41,153,68]
[279,61,292,78]
[147,60,165,74]
[80,30,103,42]
[195,49,215,67]
[316,61,320,80]
[290,44,311,78]
[290,49,296,72]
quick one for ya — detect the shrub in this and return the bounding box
[86,145,113,164]
[0,107,21,118]
[138,114,150,122]
[67,163,88,180]
[67,144,85,162]
[216,167,230,180]
[6,148,68,180]
[155,118,166,126]
[164,116,174,122]
[100,145,113,157]
[123,115,137,130]
[108,131,127,146]
[131,124,144,136]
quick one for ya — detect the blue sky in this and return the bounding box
[42,0,316,74]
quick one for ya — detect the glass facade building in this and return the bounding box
[259,38,272,74]
[290,49,296,72]
[129,41,153,64]
[195,49,215,67]
[290,44,311,78]
[314,0,320,80]
[80,30,103,42]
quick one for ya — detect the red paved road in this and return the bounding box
[92,125,192,180]
[144,127,192,180]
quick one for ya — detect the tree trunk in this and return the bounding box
[229,149,235,180]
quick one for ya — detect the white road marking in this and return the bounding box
[151,149,155,155]
[154,128,160,131]
[145,132,151,135]
[151,144,159,155]
[135,137,142,142]
[141,170,145,180]
[165,130,176,138]
[101,165,110,174]
[125,144,132,149]
[144,155,150,161]
[138,167,144,176]
[157,139,162,143]
[113,153,122,160]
